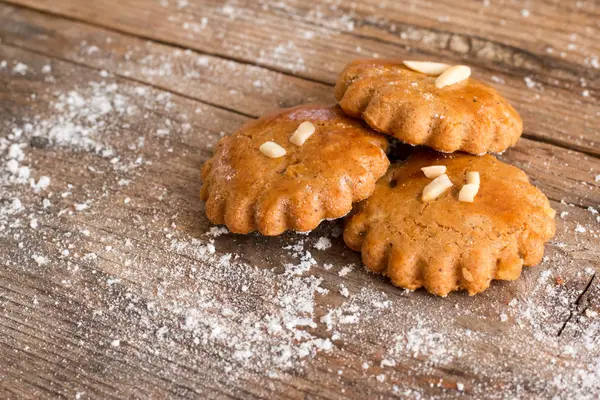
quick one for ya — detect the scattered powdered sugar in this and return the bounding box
[257,41,306,73]
[30,176,50,193]
[524,76,543,91]
[313,236,332,250]
[12,62,28,75]
[394,321,454,364]
[206,226,229,237]
[0,59,192,237]
[168,236,334,373]
[31,254,49,266]
[35,83,129,155]
[338,265,354,276]
[5,67,180,168]
[2,28,599,398]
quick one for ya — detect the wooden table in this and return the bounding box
[0,1,599,398]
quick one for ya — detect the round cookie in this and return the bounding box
[344,151,556,296]
[335,59,523,155]
[201,105,390,236]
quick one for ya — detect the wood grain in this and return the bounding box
[0,1,599,399]
[4,0,599,155]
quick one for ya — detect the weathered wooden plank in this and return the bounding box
[1,35,600,400]
[0,3,333,118]
[272,0,600,73]
[3,0,599,155]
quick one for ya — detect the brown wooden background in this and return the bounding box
[0,0,599,398]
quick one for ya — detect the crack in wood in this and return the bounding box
[521,132,600,159]
[557,273,596,337]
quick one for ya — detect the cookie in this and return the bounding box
[201,105,389,235]
[344,151,556,296]
[335,59,523,155]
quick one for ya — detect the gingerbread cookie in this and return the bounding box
[335,59,523,155]
[201,105,389,235]
[344,151,555,296]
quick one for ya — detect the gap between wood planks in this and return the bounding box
[269,3,598,85]
[2,0,599,159]
[6,0,598,88]
[0,41,254,121]
[0,0,331,87]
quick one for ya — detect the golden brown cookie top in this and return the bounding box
[335,59,523,155]
[344,150,556,296]
[201,105,390,236]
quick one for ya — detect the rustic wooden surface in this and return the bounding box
[0,1,598,398]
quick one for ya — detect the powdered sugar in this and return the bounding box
[2,36,599,399]
[168,236,335,373]
[313,236,332,250]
